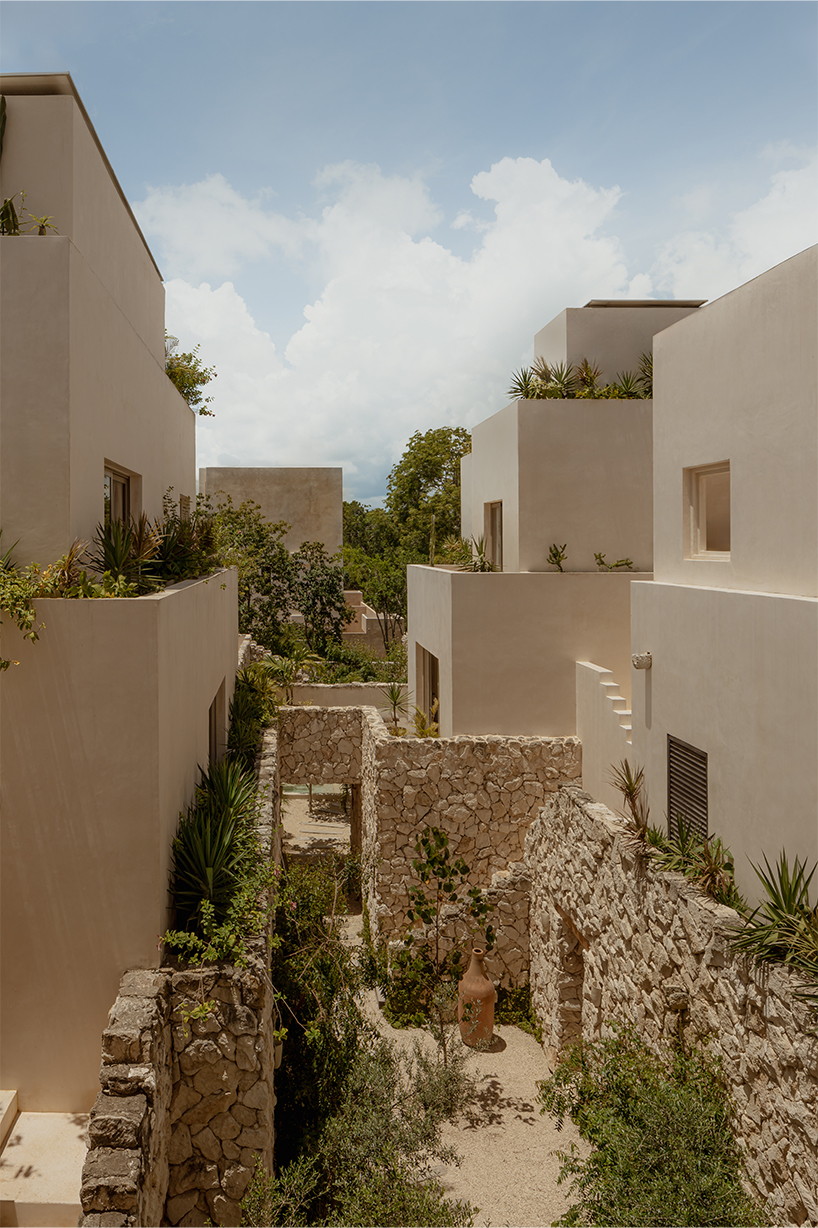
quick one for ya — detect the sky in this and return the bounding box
[2,1,816,502]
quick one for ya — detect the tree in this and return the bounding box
[211,498,295,650]
[291,541,351,655]
[385,427,471,557]
[165,333,217,416]
[343,544,409,650]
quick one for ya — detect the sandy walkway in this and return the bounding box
[345,915,585,1228]
[282,798,585,1226]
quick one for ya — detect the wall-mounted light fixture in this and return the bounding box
[632,652,652,670]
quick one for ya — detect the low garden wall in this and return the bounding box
[80,727,280,1228]
[527,784,818,1227]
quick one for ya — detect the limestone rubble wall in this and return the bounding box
[80,727,280,1228]
[527,784,818,1227]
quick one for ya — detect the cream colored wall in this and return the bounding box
[652,247,818,597]
[0,89,165,362]
[199,467,343,554]
[0,237,194,565]
[0,570,238,1112]
[517,399,653,572]
[534,304,701,386]
[575,661,632,815]
[461,399,652,574]
[460,402,520,569]
[408,566,647,736]
[630,581,818,902]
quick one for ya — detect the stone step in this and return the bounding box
[0,1111,88,1228]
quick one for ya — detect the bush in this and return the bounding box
[537,1024,768,1227]
[731,851,818,1004]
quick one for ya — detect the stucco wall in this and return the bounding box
[652,247,818,597]
[408,566,648,737]
[199,467,343,555]
[534,303,701,387]
[0,229,193,568]
[0,88,165,362]
[0,570,238,1111]
[630,580,818,903]
[527,786,818,1227]
[461,398,652,575]
[575,661,632,816]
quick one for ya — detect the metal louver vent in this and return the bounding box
[667,736,708,841]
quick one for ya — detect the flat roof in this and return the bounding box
[583,299,707,308]
[0,72,163,280]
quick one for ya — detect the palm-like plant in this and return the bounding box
[637,351,653,398]
[576,357,603,393]
[379,681,409,733]
[731,852,818,999]
[609,759,651,841]
[548,362,578,398]
[263,643,322,704]
[613,370,642,398]
[507,367,539,399]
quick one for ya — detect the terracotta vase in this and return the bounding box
[457,947,496,1047]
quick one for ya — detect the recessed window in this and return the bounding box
[104,467,130,525]
[209,680,227,763]
[667,735,708,841]
[416,644,440,729]
[484,501,503,571]
[685,462,730,558]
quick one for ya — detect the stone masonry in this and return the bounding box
[80,726,280,1228]
[527,784,818,1227]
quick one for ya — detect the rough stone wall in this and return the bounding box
[81,969,174,1227]
[277,705,365,784]
[527,784,818,1227]
[367,734,580,985]
[80,726,281,1228]
[165,961,276,1227]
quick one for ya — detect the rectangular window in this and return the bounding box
[416,644,440,729]
[684,462,730,558]
[667,735,708,841]
[209,680,227,763]
[484,501,503,571]
[104,467,130,525]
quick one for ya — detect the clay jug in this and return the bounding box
[457,948,496,1047]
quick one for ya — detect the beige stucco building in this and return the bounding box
[408,301,707,737]
[0,74,238,1124]
[625,247,817,900]
[199,466,343,555]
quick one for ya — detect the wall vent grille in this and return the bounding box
[667,735,708,841]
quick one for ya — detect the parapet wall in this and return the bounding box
[527,785,818,1226]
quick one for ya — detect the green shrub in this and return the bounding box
[731,851,818,1004]
[537,1024,768,1227]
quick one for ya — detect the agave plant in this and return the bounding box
[530,356,552,384]
[637,351,653,398]
[732,852,818,983]
[575,357,603,392]
[548,362,578,398]
[609,759,651,841]
[379,681,409,733]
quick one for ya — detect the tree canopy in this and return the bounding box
[165,334,217,416]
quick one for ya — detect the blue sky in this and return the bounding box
[3,1,816,500]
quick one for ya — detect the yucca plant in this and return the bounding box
[613,370,642,398]
[169,759,259,934]
[658,817,746,911]
[576,357,602,392]
[507,367,539,399]
[637,350,653,398]
[530,356,552,384]
[731,852,818,1001]
[89,517,135,579]
[379,681,409,733]
[609,758,651,842]
[548,361,578,398]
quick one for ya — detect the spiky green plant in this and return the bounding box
[576,357,603,392]
[379,681,409,732]
[613,370,642,398]
[731,852,818,1001]
[609,759,651,841]
[637,351,653,397]
[507,367,539,399]
[547,542,568,572]
[549,361,578,398]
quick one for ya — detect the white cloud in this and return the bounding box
[137,151,817,499]
[651,151,817,300]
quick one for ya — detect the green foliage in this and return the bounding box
[311,637,407,684]
[439,535,494,572]
[385,427,472,559]
[594,552,634,571]
[166,758,261,935]
[731,852,818,1003]
[165,333,217,415]
[385,826,494,1030]
[227,664,278,770]
[379,680,409,731]
[343,543,411,646]
[0,190,21,235]
[506,356,650,401]
[264,641,323,704]
[494,983,542,1040]
[548,542,568,571]
[609,759,652,842]
[88,493,219,592]
[537,1025,768,1227]
[212,496,295,650]
[291,540,351,654]
[410,698,440,738]
[270,859,368,1166]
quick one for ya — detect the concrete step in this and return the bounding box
[0,1110,88,1227]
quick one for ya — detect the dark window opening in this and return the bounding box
[667,735,708,840]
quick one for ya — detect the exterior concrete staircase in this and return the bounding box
[599,675,633,745]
